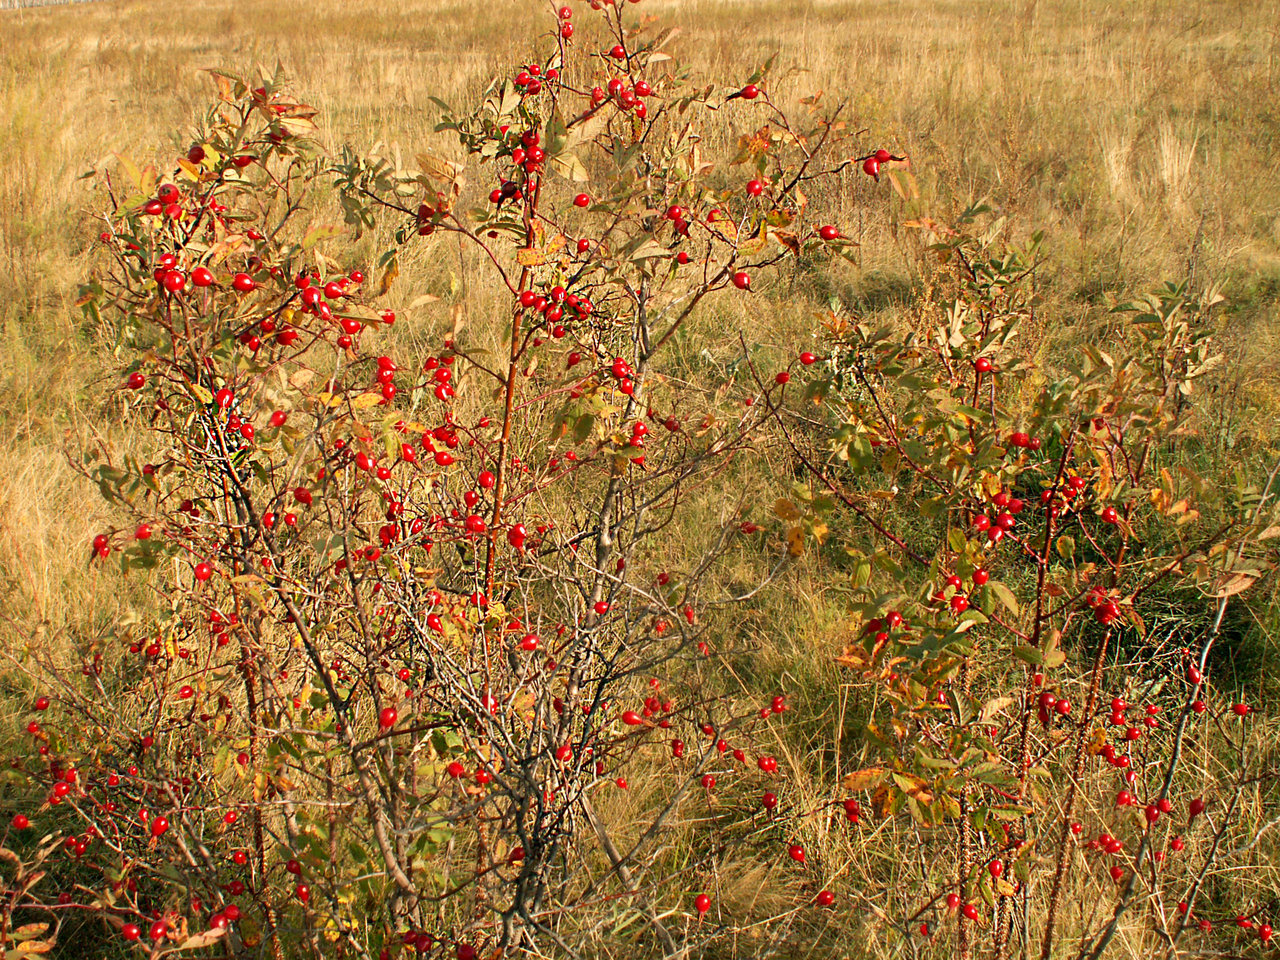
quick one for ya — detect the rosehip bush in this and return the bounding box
[767,219,1280,957]
[2,4,894,958]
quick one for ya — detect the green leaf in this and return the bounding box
[544,110,569,158]
[1012,645,1043,666]
[988,582,1019,616]
[302,224,343,250]
[851,556,872,588]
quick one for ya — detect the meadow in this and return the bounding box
[1,0,1278,957]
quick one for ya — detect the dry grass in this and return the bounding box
[1,0,1279,956]
[2,0,1278,613]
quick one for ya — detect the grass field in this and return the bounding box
[1,0,1278,956]
[3,0,1279,616]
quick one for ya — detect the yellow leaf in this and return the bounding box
[378,260,399,296]
[774,498,801,521]
[1086,726,1109,755]
[277,116,318,138]
[711,219,739,242]
[885,168,920,201]
[629,239,670,262]
[871,784,893,818]
[516,248,546,267]
[1211,573,1258,598]
[415,151,465,187]
[175,927,228,950]
[979,696,1014,722]
[772,229,801,255]
[205,70,238,103]
[547,151,589,182]
[841,766,886,791]
[12,940,56,957]
[175,158,202,181]
[785,525,806,557]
